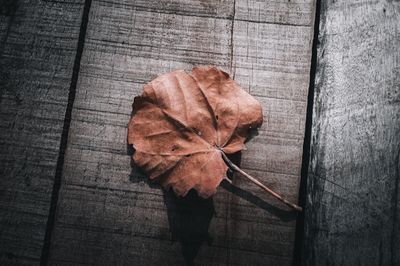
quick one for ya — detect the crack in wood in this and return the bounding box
[40,0,93,265]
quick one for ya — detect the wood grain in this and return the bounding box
[235,0,314,26]
[304,1,400,265]
[48,0,316,265]
[0,0,84,264]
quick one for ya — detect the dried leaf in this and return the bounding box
[128,66,262,198]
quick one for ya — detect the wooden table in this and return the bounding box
[5,1,398,265]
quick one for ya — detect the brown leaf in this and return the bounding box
[128,66,263,198]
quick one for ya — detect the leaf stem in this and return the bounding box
[220,150,303,212]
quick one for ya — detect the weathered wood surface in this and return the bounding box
[304,1,400,265]
[0,0,84,264]
[47,0,316,265]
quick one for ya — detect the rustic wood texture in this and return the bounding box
[0,0,84,264]
[304,1,400,265]
[47,0,316,265]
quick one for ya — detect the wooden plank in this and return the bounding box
[48,2,233,265]
[304,1,400,265]
[0,0,84,264]
[49,0,316,265]
[228,1,316,264]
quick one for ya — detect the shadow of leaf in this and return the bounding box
[128,144,214,265]
[163,189,214,266]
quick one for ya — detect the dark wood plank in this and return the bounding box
[224,2,316,264]
[49,0,316,265]
[0,0,84,264]
[304,1,400,265]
